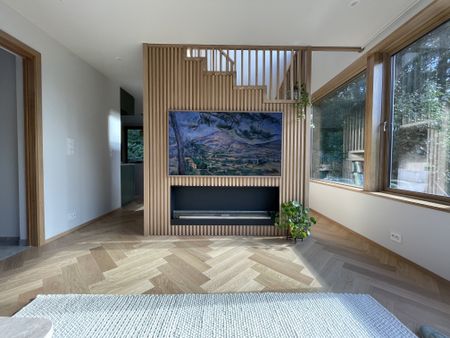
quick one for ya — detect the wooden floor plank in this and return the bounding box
[0,208,448,336]
[90,246,117,272]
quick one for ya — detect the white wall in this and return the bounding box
[0,48,20,239]
[0,3,121,240]
[311,51,360,93]
[310,182,450,280]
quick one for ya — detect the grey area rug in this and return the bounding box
[14,293,415,338]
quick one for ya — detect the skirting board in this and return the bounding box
[0,237,20,245]
[44,208,120,245]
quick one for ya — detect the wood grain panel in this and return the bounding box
[168,176,281,187]
[144,46,308,236]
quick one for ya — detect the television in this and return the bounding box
[168,111,282,176]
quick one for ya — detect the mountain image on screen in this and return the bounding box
[169,111,282,176]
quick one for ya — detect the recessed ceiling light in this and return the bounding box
[115,56,123,61]
[349,0,360,7]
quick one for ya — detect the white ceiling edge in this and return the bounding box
[0,1,124,89]
[311,0,434,93]
[0,0,435,111]
[362,0,433,51]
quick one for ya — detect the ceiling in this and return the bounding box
[1,0,425,111]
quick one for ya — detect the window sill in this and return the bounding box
[365,191,450,213]
[310,179,450,213]
[309,179,363,192]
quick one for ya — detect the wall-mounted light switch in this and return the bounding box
[390,232,402,243]
[67,211,77,221]
[67,137,75,156]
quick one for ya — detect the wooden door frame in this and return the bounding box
[0,30,45,246]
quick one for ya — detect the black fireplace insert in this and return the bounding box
[170,186,279,226]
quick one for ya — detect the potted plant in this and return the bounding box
[275,201,316,242]
[294,83,311,119]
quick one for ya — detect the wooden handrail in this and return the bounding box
[146,43,363,52]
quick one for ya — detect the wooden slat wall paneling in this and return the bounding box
[143,45,150,235]
[144,45,308,236]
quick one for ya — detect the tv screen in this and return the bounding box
[169,111,282,176]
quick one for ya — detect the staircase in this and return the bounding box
[186,47,302,101]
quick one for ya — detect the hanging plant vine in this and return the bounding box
[294,83,311,119]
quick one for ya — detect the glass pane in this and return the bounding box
[390,21,449,197]
[127,129,143,162]
[312,72,366,187]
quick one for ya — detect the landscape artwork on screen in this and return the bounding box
[169,111,282,176]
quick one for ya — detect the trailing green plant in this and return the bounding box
[275,201,316,241]
[294,83,311,119]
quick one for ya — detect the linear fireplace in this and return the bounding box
[170,186,279,226]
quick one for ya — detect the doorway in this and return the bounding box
[120,88,144,211]
[0,47,27,259]
[0,30,44,248]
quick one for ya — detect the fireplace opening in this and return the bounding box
[171,186,279,226]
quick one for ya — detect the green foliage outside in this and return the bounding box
[127,129,144,162]
[390,20,449,196]
[312,21,449,196]
[312,73,366,181]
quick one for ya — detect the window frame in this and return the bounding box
[311,70,368,189]
[310,3,450,209]
[124,126,144,164]
[381,20,450,204]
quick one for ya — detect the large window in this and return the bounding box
[125,128,144,163]
[312,72,366,187]
[389,21,449,198]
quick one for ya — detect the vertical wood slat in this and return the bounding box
[144,45,307,236]
[240,49,244,86]
[364,53,385,192]
[248,49,251,86]
[283,50,287,99]
[269,51,273,100]
[290,50,294,101]
[297,51,301,95]
[225,49,229,72]
[276,50,280,99]
[255,50,259,86]
[301,49,312,207]
[262,50,266,98]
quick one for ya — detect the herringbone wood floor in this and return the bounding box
[0,208,449,335]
